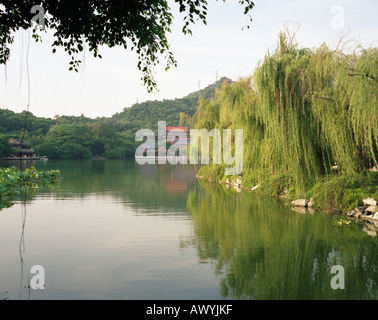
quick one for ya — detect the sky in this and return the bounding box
[0,0,377,119]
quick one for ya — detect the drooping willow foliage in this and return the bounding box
[192,32,378,192]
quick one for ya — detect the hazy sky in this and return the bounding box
[1,0,377,119]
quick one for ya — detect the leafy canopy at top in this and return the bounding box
[0,0,254,92]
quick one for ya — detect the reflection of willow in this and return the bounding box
[19,190,30,300]
[186,181,378,300]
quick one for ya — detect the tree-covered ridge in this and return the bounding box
[0,77,228,159]
[107,76,230,134]
[193,33,378,205]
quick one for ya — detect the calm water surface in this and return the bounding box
[0,160,377,300]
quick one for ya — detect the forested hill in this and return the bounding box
[0,77,230,159]
[106,76,230,134]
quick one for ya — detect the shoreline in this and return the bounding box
[195,172,378,222]
[0,157,47,161]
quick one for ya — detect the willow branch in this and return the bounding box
[314,96,335,102]
[348,72,378,83]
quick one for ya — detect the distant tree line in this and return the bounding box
[0,134,11,157]
[0,110,139,159]
[0,77,227,159]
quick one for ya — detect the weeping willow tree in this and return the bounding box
[252,34,328,191]
[193,32,378,194]
[307,44,378,173]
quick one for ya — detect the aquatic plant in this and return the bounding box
[0,167,62,210]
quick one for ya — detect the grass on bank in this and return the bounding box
[197,165,378,213]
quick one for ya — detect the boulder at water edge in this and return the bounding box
[292,199,309,207]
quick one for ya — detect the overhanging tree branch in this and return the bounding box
[0,0,255,92]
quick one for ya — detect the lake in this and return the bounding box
[0,159,377,300]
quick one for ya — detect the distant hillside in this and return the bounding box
[0,77,230,138]
[107,76,231,134]
[0,109,98,144]
[0,76,231,159]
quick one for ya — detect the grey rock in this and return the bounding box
[233,177,242,187]
[292,199,309,207]
[362,198,377,206]
[347,208,359,217]
[365,205,378,214]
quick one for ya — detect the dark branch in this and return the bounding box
[348,72,378,83]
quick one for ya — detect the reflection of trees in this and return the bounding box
[0,181,55,212]
[0,160,39,171]
[186,181,378,300]
[40,160,199,214]
[2,159,200,215]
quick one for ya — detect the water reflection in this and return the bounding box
[0,160,377,300]
[18,191,31,300]
[33,160,198,215]
[0,159,40,171]
[185,180,378,300]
